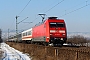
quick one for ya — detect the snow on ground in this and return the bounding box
[0,43,31,60]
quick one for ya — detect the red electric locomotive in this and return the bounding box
[32,17,67,46]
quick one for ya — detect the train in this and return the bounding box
[8,17,67,46]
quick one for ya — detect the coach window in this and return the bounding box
[30,31,31,35]
[23,33,25,36]
[28,31,31,35]
[30,31,32,35]
[26,32,27,36]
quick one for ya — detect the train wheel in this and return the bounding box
[26,40,31,44]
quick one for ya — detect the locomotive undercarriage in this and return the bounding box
[22,36,66,46]
[49,37,66,46]
[31,37,49,46]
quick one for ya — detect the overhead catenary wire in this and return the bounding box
[18,0,32,15]
[59,3,90,17]
[44,0,65,13]
[17,17,28,24]
[15,0,32,33]
[60,1,87,15]
[25,0,89,29]
[19,0,90,31]
[9,0,90,33]
[31,0,65,23]
[8,17,29,36]
[29,0,65,25]
[8,0,32,34]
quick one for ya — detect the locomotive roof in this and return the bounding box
[48,17,58,19]
[34,17,64,27]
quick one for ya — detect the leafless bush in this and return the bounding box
[67,35,88,46]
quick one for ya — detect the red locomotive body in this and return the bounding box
[32,17,67,46]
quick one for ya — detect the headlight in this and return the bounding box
[62,34,65,35]
[61,38,63,40]
[59,30,65,33]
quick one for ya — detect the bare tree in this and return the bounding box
[67,35,87,46]
[0,29,3,43]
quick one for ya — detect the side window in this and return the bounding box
[23,33,25,36]
[26,32,27,36]
[28,31,32,35]
[28,31,31,35]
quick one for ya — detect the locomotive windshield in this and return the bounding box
[50,22,65,27]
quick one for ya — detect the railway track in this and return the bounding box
[6,42,90,60]
[7,42,89,51]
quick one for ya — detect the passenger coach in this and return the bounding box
[22,28,32,43]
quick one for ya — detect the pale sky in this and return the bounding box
[0,0,90,35]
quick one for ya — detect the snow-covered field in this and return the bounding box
[0,43,31,60]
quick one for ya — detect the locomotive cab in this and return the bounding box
[47,17,67,46]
